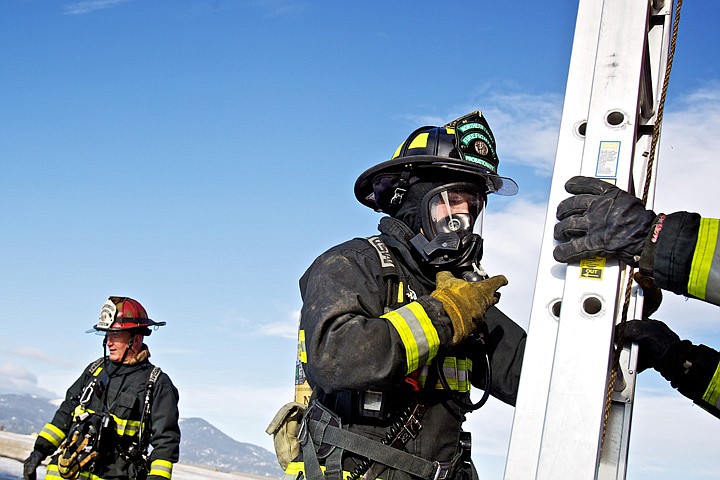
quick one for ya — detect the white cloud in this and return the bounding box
[257,310,300,339]
[482,199,548,329]
[654,87,720,215]
[480,93,564,175]
[0,362,57,398]
[63,0,130,15]
[11,347,77,369]
[400,91,563,177]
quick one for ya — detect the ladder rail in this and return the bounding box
[504,0,673,478]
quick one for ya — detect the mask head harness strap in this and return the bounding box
[389,170,412,209]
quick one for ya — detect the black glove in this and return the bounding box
[633,271,662,318]
[620,319,680,372]
[23,450,45,480]
[553,176,657,266]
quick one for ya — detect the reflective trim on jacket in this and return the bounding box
[46,463,104,480]
[688,218,720,305]
[381,301,441,373]
[70,404,143,438]
[702,359,720,410]
[418,357,472,392]
[38,423,65,448]
[149,459,174,479]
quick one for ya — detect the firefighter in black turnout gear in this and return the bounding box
[22,296,180,480]
[287,111,527,480]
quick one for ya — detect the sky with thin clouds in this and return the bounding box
[1,1,720,479]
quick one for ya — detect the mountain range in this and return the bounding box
[0,393,283,478]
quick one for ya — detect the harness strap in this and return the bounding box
[138,367,162,453]
[367,236,402,313]
[300,402,458,480]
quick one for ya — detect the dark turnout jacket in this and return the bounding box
[35,353,180,480]
[293,216,526,480]
[643,211,720,415]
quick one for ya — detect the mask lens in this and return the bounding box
[428,188,485,237]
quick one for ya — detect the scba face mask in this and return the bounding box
[410,182,487,270]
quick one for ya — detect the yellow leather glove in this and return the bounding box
[431,271,508,344]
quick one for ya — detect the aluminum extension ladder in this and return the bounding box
[504,0,674,478]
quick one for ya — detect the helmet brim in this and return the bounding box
[354,155,519,211]
[86,319,166,334]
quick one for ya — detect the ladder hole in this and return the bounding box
[576,121,587,137]
[550,300,562,319]
[606,111,625,126]
[582,296,603,315]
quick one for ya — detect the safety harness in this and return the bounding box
[296,236,479,480]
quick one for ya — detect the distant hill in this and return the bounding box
[179,417,281,477]
[0,394,282,478]
[0,394,58,435]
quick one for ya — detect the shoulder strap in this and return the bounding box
[78,358,107,406]
[87,357,105,376]
[367,236,397,273]
[367,236,403,312]
[136,366,162,454]
[148,367,161,387]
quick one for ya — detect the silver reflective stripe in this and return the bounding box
[39,423,65,447]
[417,357,472,392]
[382,302,440,373]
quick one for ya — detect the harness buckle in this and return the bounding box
[390,187,406,205]
[297,414,308,444]
[431,461,454,480]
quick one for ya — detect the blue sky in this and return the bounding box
[2,1,720,479]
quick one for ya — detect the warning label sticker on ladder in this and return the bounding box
[580,256,606,279]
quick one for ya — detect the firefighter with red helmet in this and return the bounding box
[22,296,180,480]
[285,111,526,480]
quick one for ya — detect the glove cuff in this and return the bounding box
[429,290,465,344]
[657,341,720,401]
[639,213,665,277]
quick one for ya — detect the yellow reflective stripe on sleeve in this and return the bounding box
[688,218,720,302]
[39,422,66,447]
[149,459,173,479]
[284,461,376,480]
[382,301,440,373]
[702,359,720,409]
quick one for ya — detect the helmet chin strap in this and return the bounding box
[102,331,139,366]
